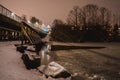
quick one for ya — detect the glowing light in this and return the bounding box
[47,25,50,28]
[41,24,51,33]
[43,28,48,33]
[48,31,51,34]
[35,22,39,25]
[27,20,31,23]
[11,12,15,16]
[42,24,46,28]
[119,28,120,30]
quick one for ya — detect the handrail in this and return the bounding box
[0,4,22,22]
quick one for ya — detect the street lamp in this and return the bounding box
[11,12,15,19]
[27,20,31,24]
[36,22,38,25]
[11,12,15,16]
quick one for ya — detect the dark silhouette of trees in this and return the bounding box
[52,19,64,27]
[21,15,27,21]
[66,6,80,27]
[30,16,42,25]
[51,4,120,42]
[99,7,111,29]
[66,4,120,42]
[82,4,99,27]
[67,4,112,29]
[51,19,79,42]
[113,24,119,41]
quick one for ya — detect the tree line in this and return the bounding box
[21,15,42,25]
[51,4,120,42]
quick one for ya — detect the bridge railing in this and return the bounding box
[0,4,22,22]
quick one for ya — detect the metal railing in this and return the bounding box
[0,4,22,22]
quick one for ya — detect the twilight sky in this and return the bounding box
[0,0,120,25]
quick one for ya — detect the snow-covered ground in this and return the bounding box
[0,41,43,80]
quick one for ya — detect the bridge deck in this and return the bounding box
[0,14,21,32]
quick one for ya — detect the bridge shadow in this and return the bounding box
[51,45,105,51]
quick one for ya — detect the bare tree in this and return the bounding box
[52,19,64,27]
[113,14,120,26]
[99,7,111,28]
[67,6,80,27]
[82,4,99,26]
[65,4,120,42]
[30,16,42,25]
[21,15,27,21]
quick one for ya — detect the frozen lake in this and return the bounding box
[52,42,120,80]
